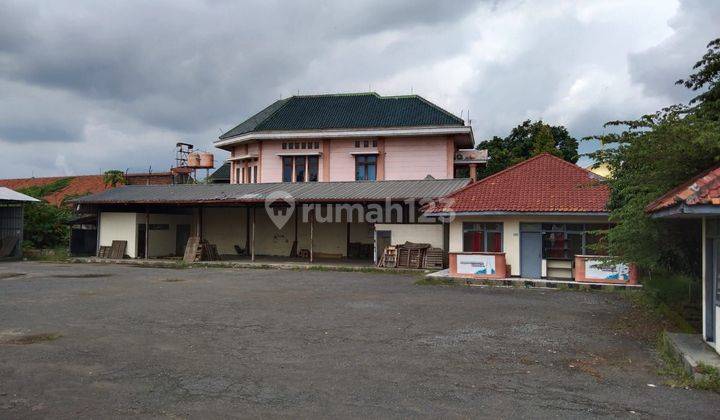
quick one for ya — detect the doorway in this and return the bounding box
[520,230,542,278]
[706,237,719,342]
[176,224,191,257]
[375,230,391,263]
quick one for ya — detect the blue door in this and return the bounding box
[521,232,542,278]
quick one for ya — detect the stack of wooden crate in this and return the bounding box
[377,242,445,269]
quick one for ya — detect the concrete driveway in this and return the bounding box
[1,262,718,418]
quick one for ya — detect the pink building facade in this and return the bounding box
[214,93,483,184]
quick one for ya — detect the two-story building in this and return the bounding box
[76,93,483,263]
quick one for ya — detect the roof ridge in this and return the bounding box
[408,94,465,125]
[646,163,720,212]
[289,92,379,98]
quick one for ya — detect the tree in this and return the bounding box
[103,170,126,187]
[586,38,720,274]
[17,179,74,249]
[476,120,579,178]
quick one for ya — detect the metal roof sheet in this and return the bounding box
[0,187,40,202]
[73,179,470,205]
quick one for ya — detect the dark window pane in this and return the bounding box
[566,223,583,232]
[294,156,306,182]
[488,232,502,252]
[367,155,377,164]
[543,232,566,259]
[308,156,319,182]
[253,166,258,183]
[282,143,287,149]
[372,139,377,147]
[355,141,360,148]
[567,233,583,257]
[484,222,502,231]
[463,229,484,252]
[364,140,369,147]
[367,162,376,181]
[314,141,320,149]
[282,157,293,182]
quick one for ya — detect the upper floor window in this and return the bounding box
[282,155,319,182]
[355,155,377,181]
[463,223,503,252]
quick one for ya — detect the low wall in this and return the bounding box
[574,255,638,285]
[449,252,507,279]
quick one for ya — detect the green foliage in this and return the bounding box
[103,170,126,187]
[21,202,72,249]
[586,38,720,274]
[18,177,73,199]
[476,120,579,178]
[17,178,74,249]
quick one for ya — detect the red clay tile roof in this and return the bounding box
[645,164,720,213]
[430,153,610,214]
[0,175,109,206]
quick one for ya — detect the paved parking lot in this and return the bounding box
[1,262,718,418]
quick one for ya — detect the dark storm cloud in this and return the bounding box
[0,0,718,177]
[628,0,720,104]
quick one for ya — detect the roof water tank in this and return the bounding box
[199,152,214,168]
[187,152,201,168]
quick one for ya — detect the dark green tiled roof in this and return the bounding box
[219,93,465,140]
[208,162,230,183]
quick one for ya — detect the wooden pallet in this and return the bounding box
[423,247,445,269]
[98,246,111,258]
[109,240,127,259]
[0,235,19,258]
[378,246,398,268]
[183,236,201,263]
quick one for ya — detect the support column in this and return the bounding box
[309,210,314,263]
[251,206,256,262]
[469,163,477,181]
[245,206,251,255]
[144,208,150,259]
[95,208,101,257]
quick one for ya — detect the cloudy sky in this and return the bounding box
[1,0,718,178]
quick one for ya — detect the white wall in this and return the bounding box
[202,207,248,255]
[449,215,609,276]
[99,212,138,258]
[375,223,444,248]
[145,214,194,258]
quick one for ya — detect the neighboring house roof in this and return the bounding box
[74,178,470,205]
[218,92,466,140]
[208,162,231,183]
[429,153,610,215]
[646,164,720,216]
[0,175,109,206]
[0,187,40,202]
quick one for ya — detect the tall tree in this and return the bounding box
[587,38,720,274]
[103,170,126,187]
[476,120,578,178]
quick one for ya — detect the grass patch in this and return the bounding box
[415,277,458,286]
[3,332,62,345]
[23,246,70,262]
[657,333,720,391]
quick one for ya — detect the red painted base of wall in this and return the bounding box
[449,252,507,279]
[574,256,638,285]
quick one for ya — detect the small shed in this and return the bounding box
[0,187,39,259]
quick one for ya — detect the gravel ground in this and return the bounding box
[1,261,718,418]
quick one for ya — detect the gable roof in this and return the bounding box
[74,178,470,206]
[0,175,110,206]
[208,162,231,183]
[429,153,610,214]
[646,164,720,214]
[218,92,465,140]
[0,187,40,203]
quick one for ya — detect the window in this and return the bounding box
[363,140,369,147]
[240,167,245,184]
[314,141,320,149]
[282,142,287,150]
[301,142,307,149]
[463,223,503,252]
[252,165,258,183]
[294,156,306,182]
[282,157,293,182]
[372,139,377,147]
[235,167,241,184]
[288,142,294,149]
[526,223,611,259]
[355,140,360,148]
[308,156,319,182]
[355,155,377,181]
